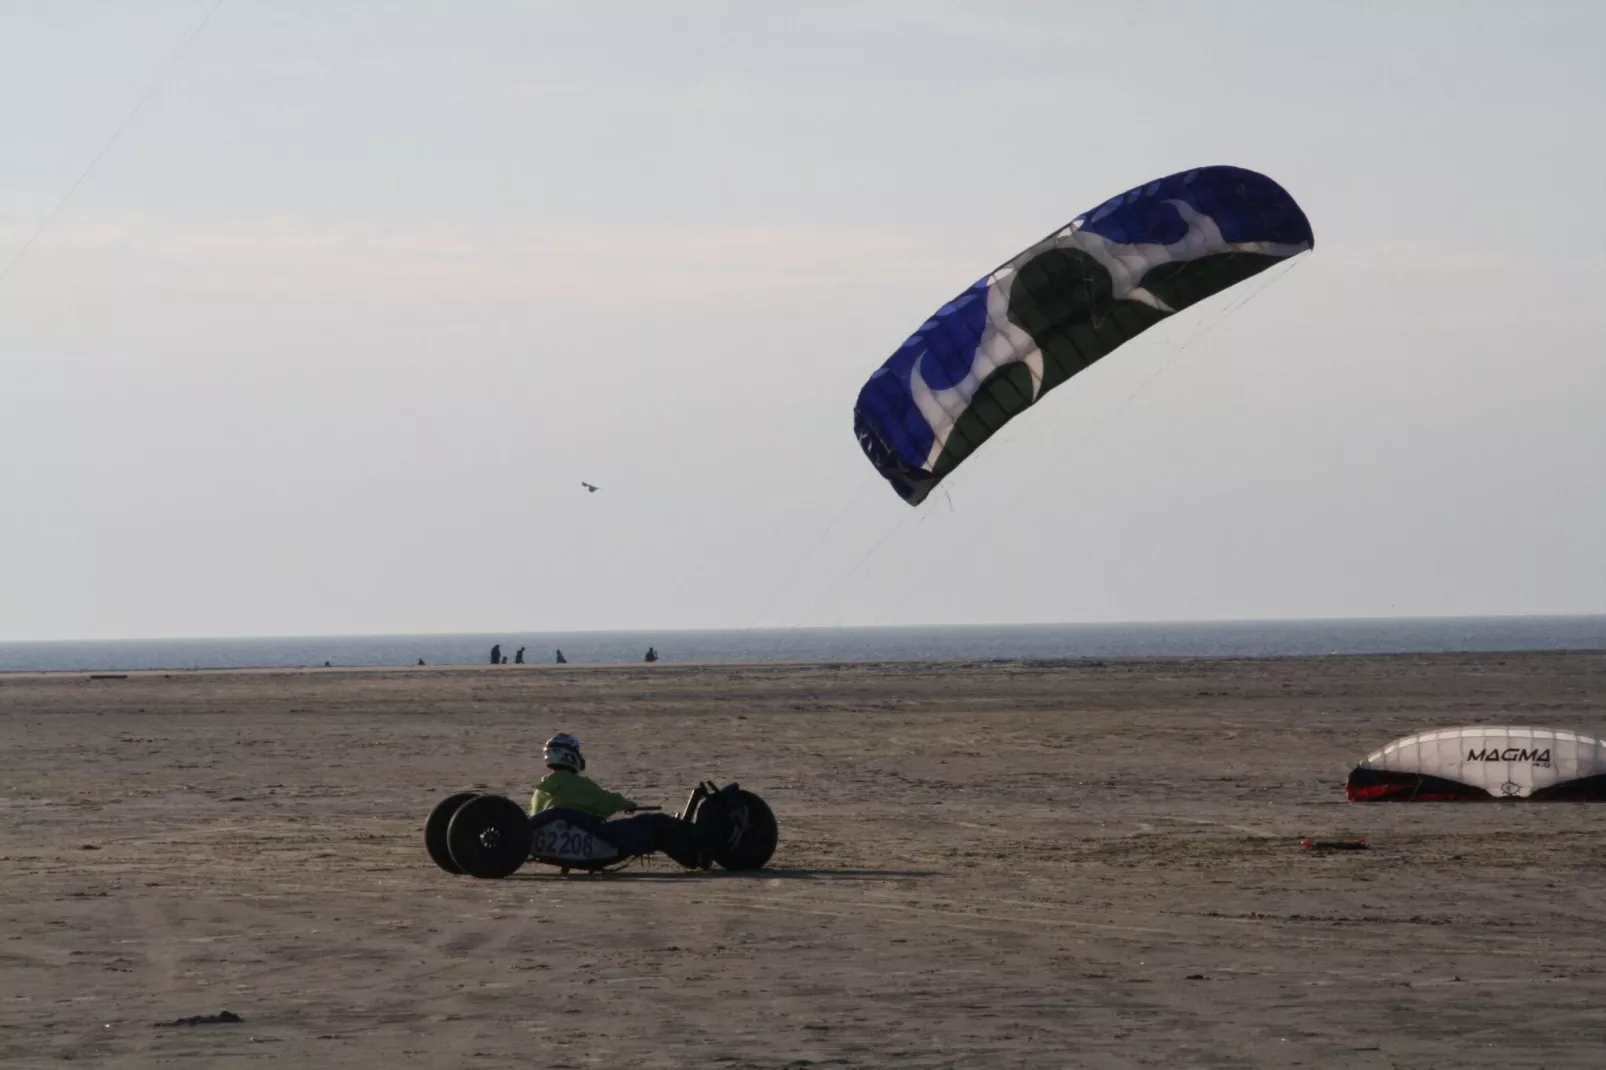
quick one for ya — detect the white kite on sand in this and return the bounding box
[1347,725,1606,801]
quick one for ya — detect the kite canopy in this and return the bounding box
[854,165,1313,504]
[1346,726,1606,802]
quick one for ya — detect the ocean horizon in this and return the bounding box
[2,615,1605,674]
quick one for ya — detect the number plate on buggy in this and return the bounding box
[531,820,619,862]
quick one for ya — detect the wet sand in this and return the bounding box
[3,652,1606,1068]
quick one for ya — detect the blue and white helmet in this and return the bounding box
[544,733,585,772]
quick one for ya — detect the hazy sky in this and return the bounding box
[2,1,1603,641]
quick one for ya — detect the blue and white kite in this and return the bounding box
[853,165,1314,505]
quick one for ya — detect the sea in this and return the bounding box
[2,616,1605,674]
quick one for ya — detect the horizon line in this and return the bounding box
[4,611,1605,646]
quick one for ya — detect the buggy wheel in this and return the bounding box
[425,792,481,874]
[446,794,532,879]
[698,789,778,871]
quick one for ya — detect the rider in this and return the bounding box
[531,733,639,816]
[532,733,711,869]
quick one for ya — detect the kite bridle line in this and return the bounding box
[0,0,226,292]
[790,489,929,630]
[787,398,1032,630]
[740,469,884,631]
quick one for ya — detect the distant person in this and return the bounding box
[323,661,331,668]
[515,646,525,664]
[489,644,501,666]
[417,658,425,666]
[644,646,659,663]
[555,649,567,664]
[501,655,509,664]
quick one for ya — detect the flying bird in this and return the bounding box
[581,482,599,493]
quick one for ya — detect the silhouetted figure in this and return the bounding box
[514,646,525,664]
[323,661,331,668]
[644,647,659,663]
[417,658,425,666]
[555,649,567,664]
[489,644,501,665]
[501,655,509,664]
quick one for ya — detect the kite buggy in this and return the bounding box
[425,781,778,878]
[428,732,777,878]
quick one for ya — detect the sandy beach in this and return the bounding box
[3,651,1606,1068]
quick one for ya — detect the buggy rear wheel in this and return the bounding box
[446,794,532,879]
[425,792,481,874]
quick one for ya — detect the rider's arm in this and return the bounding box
[571,776,637,817]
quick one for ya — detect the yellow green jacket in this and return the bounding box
[530,769,637,818]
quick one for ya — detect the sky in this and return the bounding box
[2,0,1604,641]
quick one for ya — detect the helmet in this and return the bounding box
[543,732,585,772]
